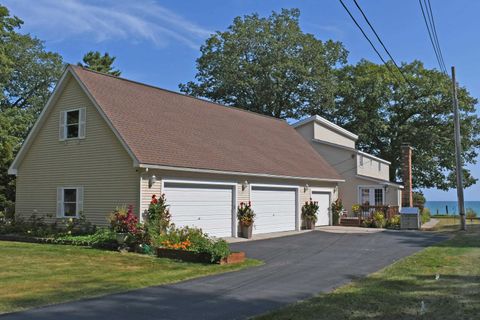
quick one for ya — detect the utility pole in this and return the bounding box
[451,66,466,231]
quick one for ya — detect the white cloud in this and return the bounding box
[4,0,213,49]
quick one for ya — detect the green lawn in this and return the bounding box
[0,241,261,314]
[257,224,480,320]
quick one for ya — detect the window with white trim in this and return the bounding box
[57,187,84,218]
[358,187,384,206]
[59,108,86,140]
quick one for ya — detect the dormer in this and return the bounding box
[292,115,358,149]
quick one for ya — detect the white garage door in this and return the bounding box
[251,186,296,234]
[311,192,330,226]
[163,182,234,237]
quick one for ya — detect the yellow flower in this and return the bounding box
[68,218,73,223]
[67,231,72,235]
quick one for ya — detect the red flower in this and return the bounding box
[151,194,158,204]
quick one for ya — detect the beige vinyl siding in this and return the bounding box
[357,154,390,181]
[314,122,356,149]
[15,75,139,225]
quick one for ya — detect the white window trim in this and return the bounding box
[62,108,86,140]
[57,186,83,218]
[357,185,385,206]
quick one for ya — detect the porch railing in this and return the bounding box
[359,205,399,220]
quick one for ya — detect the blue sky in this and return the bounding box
[4,0,479,201]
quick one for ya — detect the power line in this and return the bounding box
[426,0,447,72]
[352,0,411,85]
[338,0,404,85]
[419,0,447,74]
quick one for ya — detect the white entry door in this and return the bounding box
[311,192,330,226]
[251,186,296,234]
[163,182,234,237]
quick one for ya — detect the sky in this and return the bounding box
[3,0,479,201]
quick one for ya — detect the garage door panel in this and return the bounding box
[164,183,233,237]
[251,187,296,234]
[311,192,330,226]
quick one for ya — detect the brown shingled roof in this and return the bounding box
[71,65,341,181]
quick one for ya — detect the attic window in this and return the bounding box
[59,108,86,140]
[66,110,79,138]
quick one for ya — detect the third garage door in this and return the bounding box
[251,186,296,234]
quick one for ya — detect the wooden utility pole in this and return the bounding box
[451,66,466,231]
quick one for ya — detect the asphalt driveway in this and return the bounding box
[1,229,447,320]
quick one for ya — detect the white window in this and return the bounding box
[358,187,384,206]
[56,187,84,218]
[59,108,86,140]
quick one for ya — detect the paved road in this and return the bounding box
[1,229,447,320]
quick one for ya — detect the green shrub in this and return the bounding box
[153,225,231,262]
[386,215,400,229]
[421,208,431,224]
[466,208,477,222]
[146,194,171,234]
[372,211,385,228]
[53,228,117,248]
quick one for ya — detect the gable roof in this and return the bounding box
[10,65,342,182]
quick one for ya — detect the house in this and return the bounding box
[292,116,404,216]
[8,65,344,238]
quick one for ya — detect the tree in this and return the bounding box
[0,4,64,213]
[323,60,479,190]
[78,51,121,76]
[179,8,348,119]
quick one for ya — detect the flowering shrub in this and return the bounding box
[147,194,171,234]
[302,199,319,223]
[161,239,192,250]
[108,205,139,234]
[237,202,255,226]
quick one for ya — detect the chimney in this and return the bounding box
[401,144,413,207]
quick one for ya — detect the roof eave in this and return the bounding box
[138,163,345,183]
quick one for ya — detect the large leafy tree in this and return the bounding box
[322,60,479,190]
[0,5,64,213]
[78,51,121,76]
[179,8,348,119]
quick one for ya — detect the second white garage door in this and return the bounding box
[311,191,331,226]
[251,186,297,234]
[163,182,234,237]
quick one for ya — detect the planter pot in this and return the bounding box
[240,223,253,239]
[156,248,246,265]
[220,251,245,265]
[305,219,316,230]
[115,233,128,245]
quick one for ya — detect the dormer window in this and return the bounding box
[59,108,86,140]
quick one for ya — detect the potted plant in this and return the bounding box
[302,199,319,230]
[237,202,255,239]
[108,205,138,245]
[331,199,344,226]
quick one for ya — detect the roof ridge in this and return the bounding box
[69,64,286,124]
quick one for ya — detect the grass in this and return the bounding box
[257,224,480,320]
[0,241,261,314]
[433,216,480,231]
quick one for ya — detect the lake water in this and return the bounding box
[425,201,480,215]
